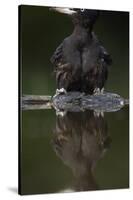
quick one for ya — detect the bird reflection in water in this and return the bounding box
[52,111,111,191]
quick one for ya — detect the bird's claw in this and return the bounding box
[101,88,104,94]
[56,88,67,95]
[53,88,67,98]
[93,88,101,95]
[94,110,104,118]
[56,109,67,117]
[93,87,104,95]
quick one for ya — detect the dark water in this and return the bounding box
[19,5,129,194]
[21,107,129,194]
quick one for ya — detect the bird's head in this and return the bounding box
[51,7,99,29]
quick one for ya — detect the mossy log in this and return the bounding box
[21,91,129,112]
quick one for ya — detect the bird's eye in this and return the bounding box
[81,9,85,12]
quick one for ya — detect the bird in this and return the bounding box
[52,110,111,191]
[50,8,112,95]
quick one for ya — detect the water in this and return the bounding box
[20,5,129,194]
[20,106,129,194]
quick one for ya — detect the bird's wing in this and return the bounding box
[50,38,82,90]
[50,42,64,68]
[50,40,72,85]
[51,38,82,76]
[97,45,112,87]
[99,45,112,65]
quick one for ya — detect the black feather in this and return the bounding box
[50,9,112,94]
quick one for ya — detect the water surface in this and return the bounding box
[21,107,129,194]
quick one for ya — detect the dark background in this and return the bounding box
[20,5,129,195]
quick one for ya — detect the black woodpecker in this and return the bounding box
[50,8,112,95]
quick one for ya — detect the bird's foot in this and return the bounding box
[93,88,101,95]
[94,110,104,118]
[56,109,67,117]
[101,87,104,94]
[56,88,67,95]
[93,87,104,95]
[53,88,67,98]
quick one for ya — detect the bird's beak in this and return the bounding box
[50,7,76,15]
